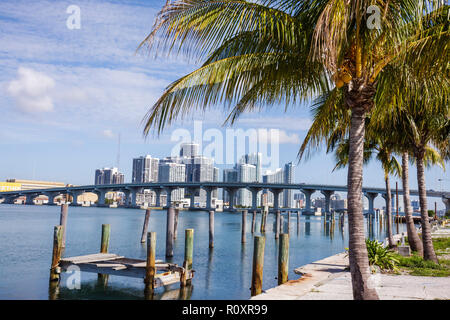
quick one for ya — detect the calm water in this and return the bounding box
[0,205,407,300]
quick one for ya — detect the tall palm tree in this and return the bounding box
[331,132,401,248]
[395,103,448,263]
[400,151,423,256]
[139,1,449,299]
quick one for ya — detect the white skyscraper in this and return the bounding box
[158,162,186,204]
[237,163,256,207]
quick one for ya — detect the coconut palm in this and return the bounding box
[139,1,449,299]
[331,130,401,248]
[394,102,448,263]
[400,151,424,256]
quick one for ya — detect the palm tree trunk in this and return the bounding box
[347,105,379,300]
[416,149,438,263]
[401,152,423,256]
[384,175,395,248]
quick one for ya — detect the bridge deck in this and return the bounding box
[58,253,194,287]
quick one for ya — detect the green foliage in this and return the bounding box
[428,210,435,217]
[394,253,450,277]
[433,237,450,252]
[365,239,399,271]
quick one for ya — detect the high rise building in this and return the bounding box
[263,168,284,207]
[158,162,186,204]
[180,142,199,157]
[95,167,124,185]
[132,155,159,183]
[223,168,238,204]
[236,163,256,207]
[283,162,295,208]
[162,143,217,206]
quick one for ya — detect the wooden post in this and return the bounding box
[287,211,291,234]
[280,215,284,234]
[251,210,256,234]
[140,208,151,243]
[260,209,265,233]
[50,225,63,281]
[100,224,110,253]
[174,208,179,240]
[98,224,110,285]
[241,210,247,243]
[278,233,289,285]
[275,210,280,239]
[209,210,214,248]
[251,235,265,296]
[144,232,156,294]
[166,207,175,257]
[59,204,68,248]
[181,229,194,287]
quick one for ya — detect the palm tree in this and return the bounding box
[139,1,449,299]
[400,151,423,256]
[331,132,401,248]
[395,103,448,263]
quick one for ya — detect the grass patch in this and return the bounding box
[433,237,450,251]
[392,253,450,277]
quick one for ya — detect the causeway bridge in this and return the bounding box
[0,182,449,213]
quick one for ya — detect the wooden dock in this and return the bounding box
[58,253,194,288]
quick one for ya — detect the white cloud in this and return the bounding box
[250,129,301,145]
[7,67,55,113]
[237,117,312,131]
[101,129,115,138]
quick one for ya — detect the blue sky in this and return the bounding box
[0,0,448,209]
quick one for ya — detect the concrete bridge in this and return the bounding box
[0,182,448,213]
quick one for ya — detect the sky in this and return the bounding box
[0,0,448,209]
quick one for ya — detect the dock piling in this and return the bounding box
[251,210,256,234]
[275,210,281,239]
[209,210,214,248]
[251,235,265,296]
[98,224,110,285]
[59,204,68,248]
[278,233,289,285]
[166,207,175,257]
[100,224,110,253]
[241,210,247,243]
[287,211,291,234]
[140,208,151,243]
[174,209,179,240]
[144,232,156,294]
[181,229,194,287]
[50,225,63,282]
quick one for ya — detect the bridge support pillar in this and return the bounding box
[301,189,316,214]
[270,189,283,212]
[25,194,36,205]
[321,190,334,214]
[249,188,262,211]
[164,188,174,208]
[95,190,107,207]
[3,196,15,204]
[225,188,238,211]
[70,192,82,206]
[203,187,216,211]
[45,193,57,205]
[186,188,197,210]
[365,192,378,217]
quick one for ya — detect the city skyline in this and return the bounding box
[0,0,448,210]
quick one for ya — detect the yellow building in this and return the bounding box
[5,179,66,190]
[0,182,22,192]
